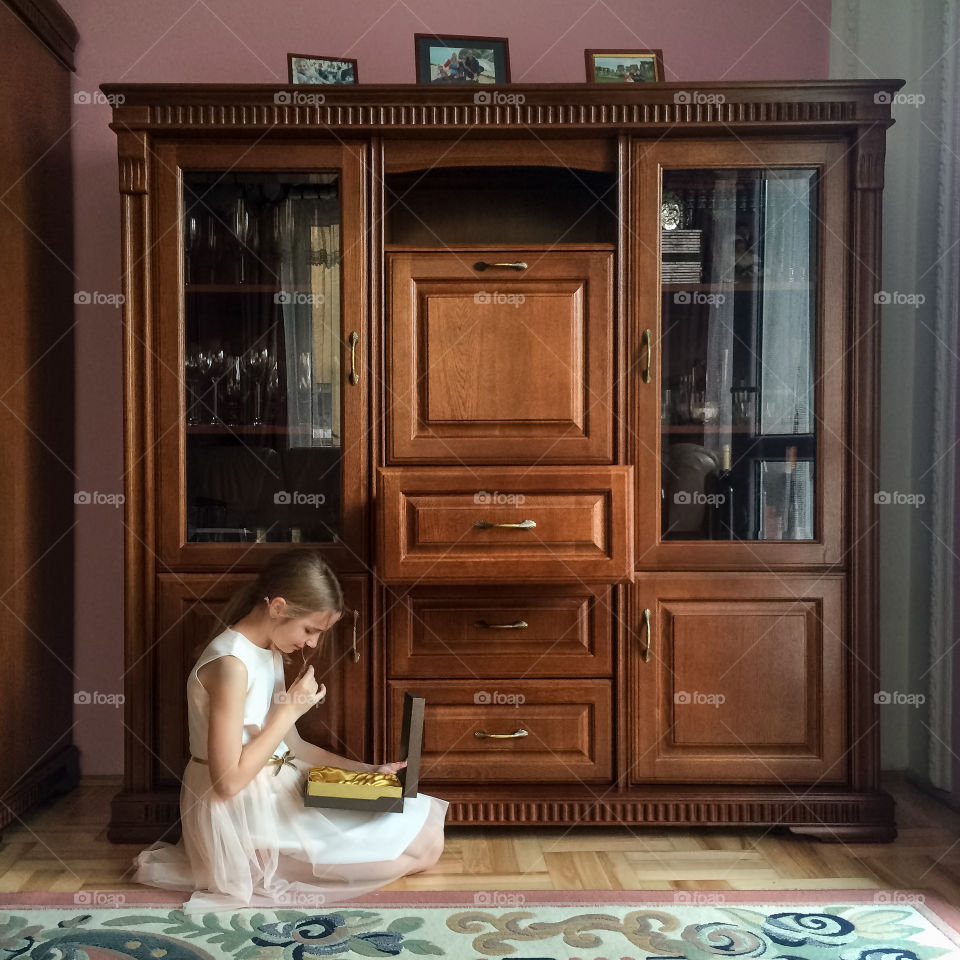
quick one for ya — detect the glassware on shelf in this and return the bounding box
[241,347,271,426]
[184,213,201,285]
[224,355,244,426]
[731,380,757,432]
[204,212,222,284]
[199,348,231,425]
[231,196,257,284]
[184,347,205,425]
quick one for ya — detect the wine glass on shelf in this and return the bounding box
[241,347,270,426]
[224,355,244,426]
[205,212,221,284]
[232,196,257,284]
[184,211,201,285]
[184,347,205,425]
[200,348,231,425]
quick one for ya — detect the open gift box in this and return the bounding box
[304,692,424,812]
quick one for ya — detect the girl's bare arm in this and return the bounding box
[199,655,301,799]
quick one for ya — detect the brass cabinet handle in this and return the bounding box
[348,331,359,385]
[641,607,653,663]
[475,619,528,630]
[475,728,528,739]
[351,608,360,663]
[473,260,528,271]
[641,328,652,383]
[473,519,536,530]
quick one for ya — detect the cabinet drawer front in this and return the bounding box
[387,585,612,677]
[386,247,613,463]
[389,680,612,781]
[378,466,633,582]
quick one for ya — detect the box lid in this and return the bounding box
[397,691,425,798]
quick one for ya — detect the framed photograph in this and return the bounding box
[585,49,664,83]
[414,34,510,84]
[287,53,359,85]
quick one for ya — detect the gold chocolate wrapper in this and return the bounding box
[306,764,402,800]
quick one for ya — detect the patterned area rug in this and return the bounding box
[1,889,959,959]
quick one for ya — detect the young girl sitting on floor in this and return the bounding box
[132,548,448,914]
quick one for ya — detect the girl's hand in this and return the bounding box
[375,760,407,775]
[282,664,326,719]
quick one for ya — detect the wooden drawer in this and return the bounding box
[377,466,633,582]
[387,584,613,678]
[385,246,613,464]
[388,680,612,782]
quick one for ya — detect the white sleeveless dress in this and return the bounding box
[132,627,448,914]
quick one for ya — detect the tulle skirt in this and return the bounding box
[132,757,448,915]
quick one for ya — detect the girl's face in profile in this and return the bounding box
[269,606,341,654]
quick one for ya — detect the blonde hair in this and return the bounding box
[194,548,344,663]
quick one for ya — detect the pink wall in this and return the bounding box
[64,0,832,774]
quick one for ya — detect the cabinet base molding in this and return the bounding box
[0,745,78,840]
[439,789,895,836]
[106,786,895,843]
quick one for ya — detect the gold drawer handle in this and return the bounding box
[473,519,536,530]
[641,328,652,384]
[474,260,527,271]
[348,330,359,385]
[351,608,360,663]
[475,728,528,739]
[475,619,528,630]
[641,607,653,663]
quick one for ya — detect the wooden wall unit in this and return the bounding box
[103,80,903,842]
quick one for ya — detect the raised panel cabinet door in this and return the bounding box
[154,573,369,789]
[385,247,614,463]
[631,139,847,568]
[629,575,846,783]
[152,143,368,571]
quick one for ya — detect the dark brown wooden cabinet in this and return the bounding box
[104,80,901,842]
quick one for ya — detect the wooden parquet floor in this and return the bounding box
[1,775,959,905]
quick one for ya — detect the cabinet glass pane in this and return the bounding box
[660,168,817,541]
[182,171,343,543]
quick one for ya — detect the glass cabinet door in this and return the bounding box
[634,141,847,567]
[155,144,367,568]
